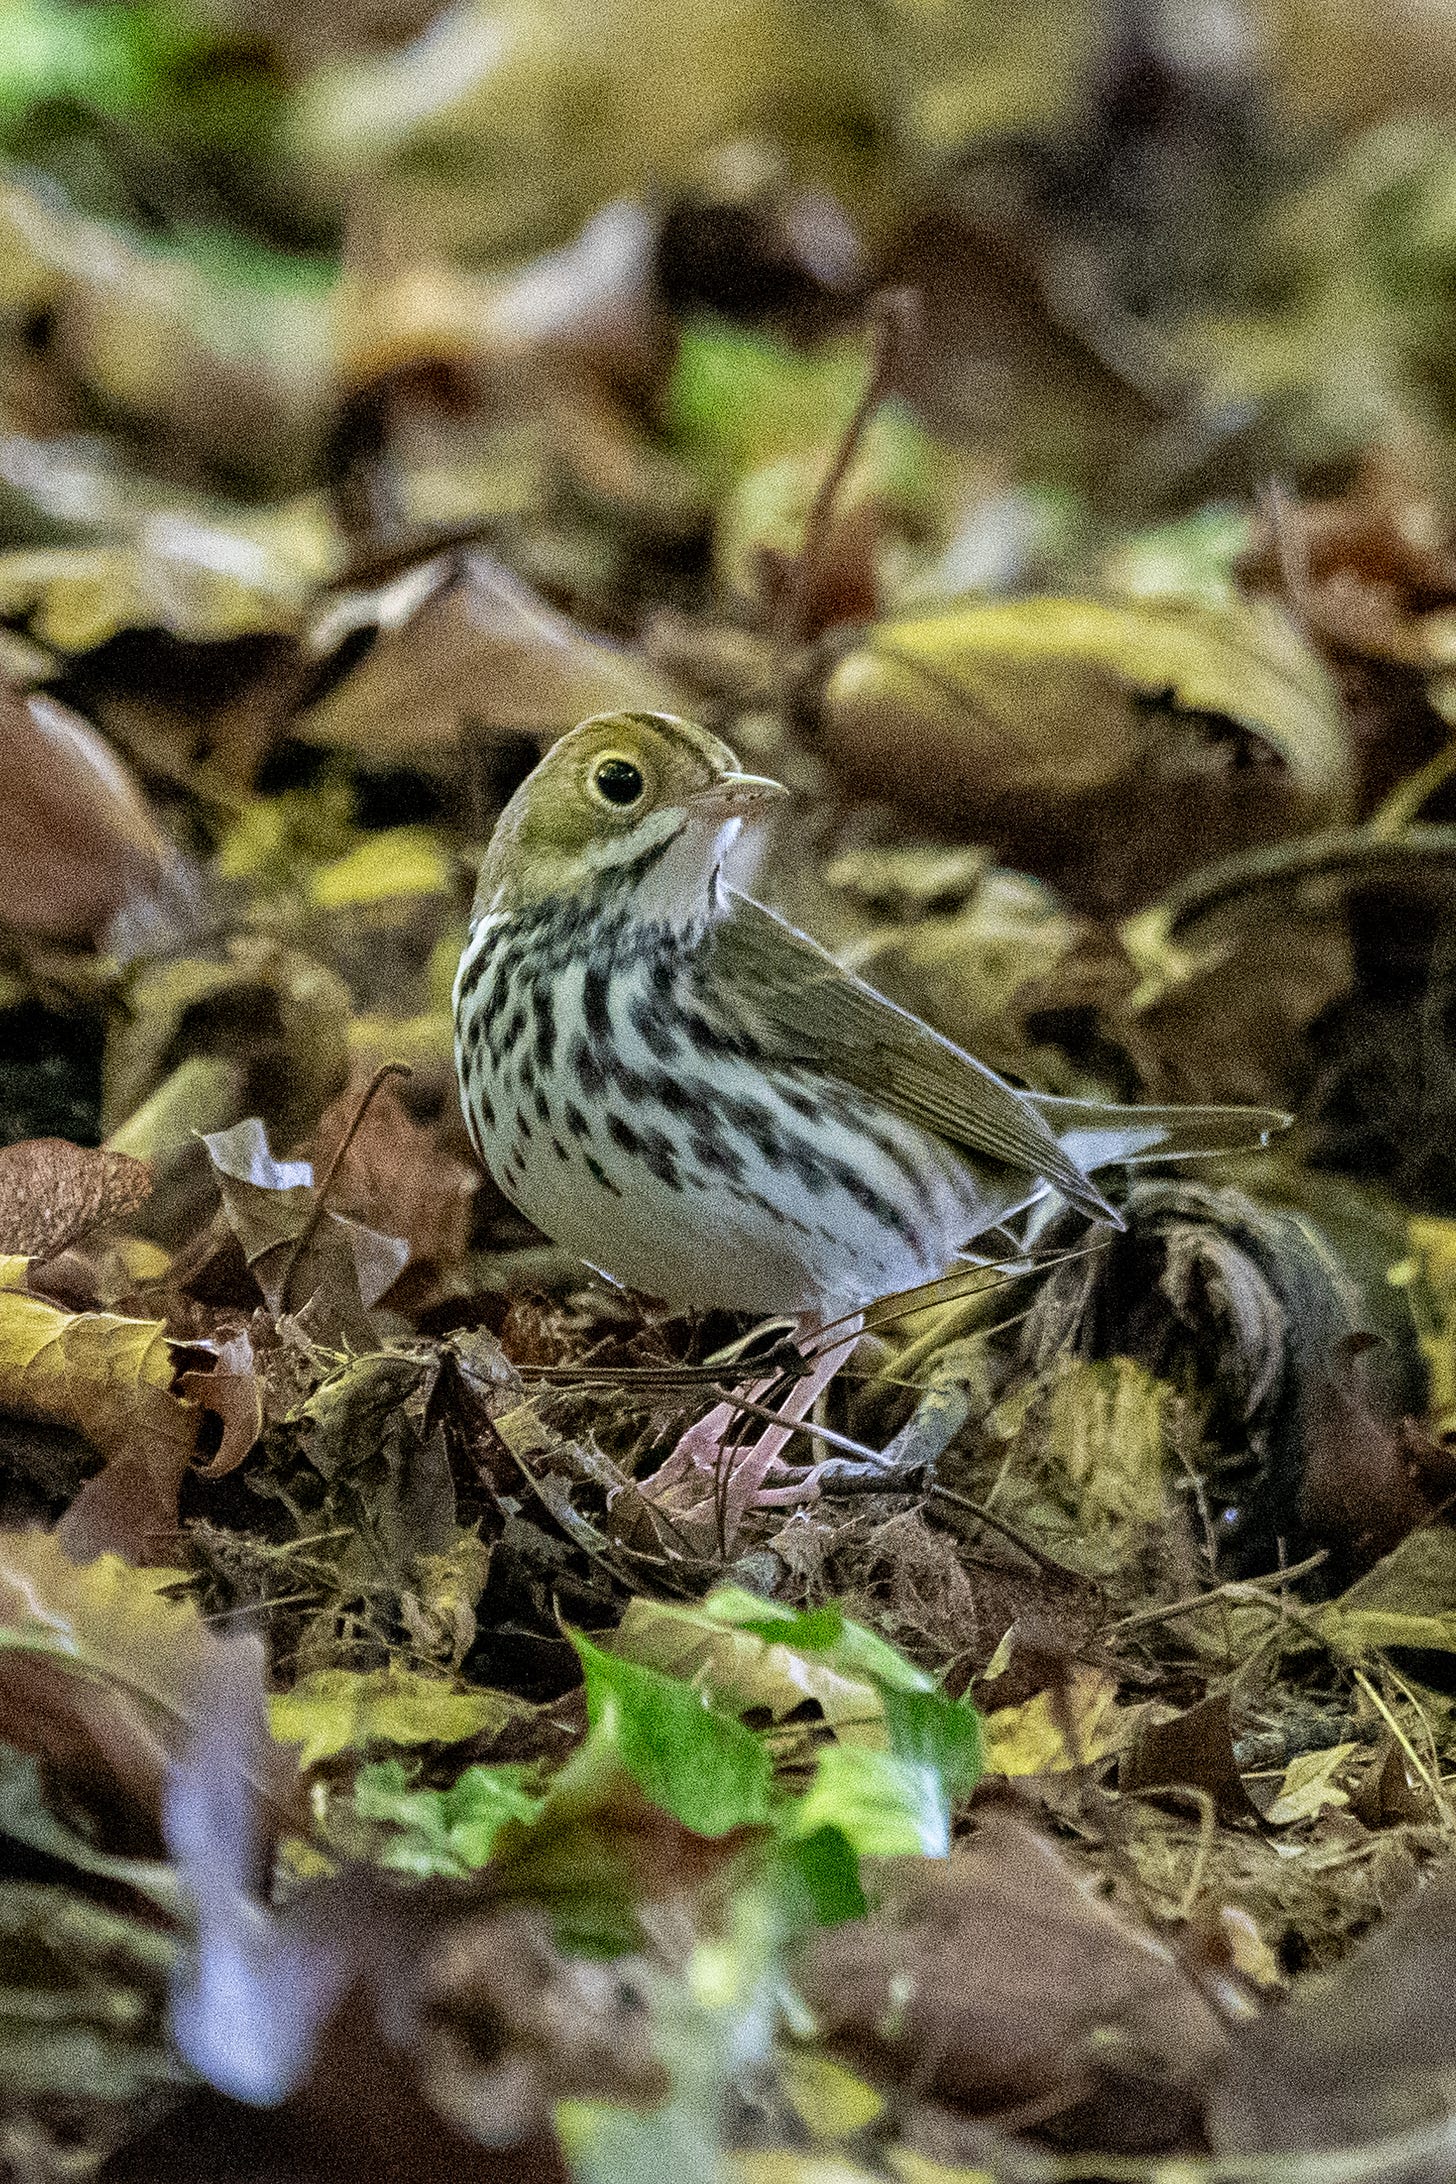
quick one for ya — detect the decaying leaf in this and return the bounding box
[0,1138,152,1260]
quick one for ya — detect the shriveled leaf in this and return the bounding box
[179,1328,263,1482]
[0,1138,152,1259]
[270,1667,525,1769]
[573,1631,773,1838]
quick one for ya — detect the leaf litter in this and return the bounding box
[8,13,1456,2182]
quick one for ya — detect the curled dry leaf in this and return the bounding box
[0,1139,153,1260]
[179,1329,263,1482]
[299,550,684,758]
[0,684,177,942]
[202,1117,408,1341]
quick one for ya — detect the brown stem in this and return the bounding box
[280,1060,412,1313]
[776,286,920,657]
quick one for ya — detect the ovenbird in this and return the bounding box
[453,711,1288,1348]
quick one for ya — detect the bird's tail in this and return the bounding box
[1026,1094,1291,1176]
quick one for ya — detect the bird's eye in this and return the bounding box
[590,755,646,808]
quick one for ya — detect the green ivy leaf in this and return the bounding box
[354,1758,543,1875]
[572,1631,773,1838]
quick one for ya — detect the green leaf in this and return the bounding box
[353,1757,542,1875]
[775,1825,866,1928]
[270,1668,523,1769]
[788,1690,983,1858]
[572,1631,773,1838]
[610,1584,934,1741]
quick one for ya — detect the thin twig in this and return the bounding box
[1105,1550,1329,1637]
[281,1060,412,1311]
[776,286,919,657]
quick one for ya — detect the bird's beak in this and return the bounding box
[688,771,789,820]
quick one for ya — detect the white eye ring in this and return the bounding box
[588,753,647,810]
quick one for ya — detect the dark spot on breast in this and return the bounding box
[583,1152,622,1197]
[583,962,612,1044]
[531,980,557,1072]
[533,1084,550,1123]
[607,1112,642,1156]
[629,991,680,1061]
[571,1035,607,1098]
[565,1099,592,1140]
[689,1132,746,1183]
[551,1136,568,1161]
[513,1105,533,1143]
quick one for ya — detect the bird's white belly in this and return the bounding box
[457,944,1034,1314]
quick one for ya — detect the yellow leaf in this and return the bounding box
[0,1268,194,1473]
[308,827,452,908]
[269,1668,524,1768]
[981,1667,1126,1775]
[780,2051,885,2142]
[1266,1743,1359,1826]
[821,594,1350,812]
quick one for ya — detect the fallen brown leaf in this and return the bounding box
[798,1812,1227,2145]
[0,1139,153,1261]
[0,683,178,943]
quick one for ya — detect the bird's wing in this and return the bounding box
[711,892,1118,1224]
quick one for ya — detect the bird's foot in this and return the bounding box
[637,1315,862,1548]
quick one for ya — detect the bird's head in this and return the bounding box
[474,711,787,923]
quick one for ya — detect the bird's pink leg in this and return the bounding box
[640,1314,863,1540]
